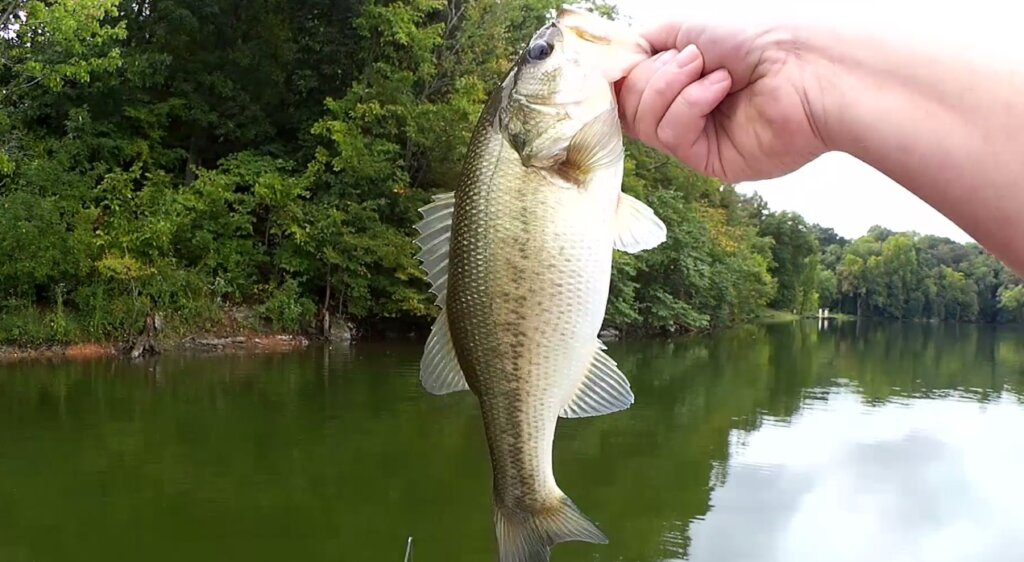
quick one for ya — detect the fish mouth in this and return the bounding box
[554,5,652,57]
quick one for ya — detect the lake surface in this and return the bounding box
[2,320,1024,562]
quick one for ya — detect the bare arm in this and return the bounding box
[815,30,1024,274]
[616,22,1024,275]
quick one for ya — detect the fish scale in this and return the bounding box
[413,6,665,562]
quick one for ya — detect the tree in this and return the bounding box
[758,211,819,313]
[837,254,866,315]
[816,266,838,310]
[604,143,775,335]
[1,0,124,96]
[810,224,848,249]
[936,267,978,322]
[998,285,1024,323]
[1,0,1020,347]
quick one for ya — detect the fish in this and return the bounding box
[413,6,665,562]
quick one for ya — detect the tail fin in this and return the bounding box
[493,495,608,562]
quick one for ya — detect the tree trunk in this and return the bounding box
[129,312,161,359]
[321,267,332,337]
[327,286,352,344]
[184,133,200,184]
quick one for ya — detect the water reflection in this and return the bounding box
[0,321,1022,561]
[688,393,1024,562]
[641,321,1024,562]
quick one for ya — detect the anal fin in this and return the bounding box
[560,341,634,418]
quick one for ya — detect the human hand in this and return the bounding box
[616,22,836,183]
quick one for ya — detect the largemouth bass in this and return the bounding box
[414,6,665,561]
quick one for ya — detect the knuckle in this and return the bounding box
[647,71,684,100]
[655,117,681,148]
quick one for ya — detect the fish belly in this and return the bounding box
[446,141,615,510]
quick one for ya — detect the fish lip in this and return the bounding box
[553,5,653,56]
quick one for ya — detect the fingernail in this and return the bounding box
[674,44,700,68]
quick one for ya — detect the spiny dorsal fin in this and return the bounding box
[613,192,666,253]
[560,341,634,418]
[419,310,469,395]
[414,192,455,306]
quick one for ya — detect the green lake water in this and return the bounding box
[2,320,1024,562]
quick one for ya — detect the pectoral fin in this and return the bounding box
[560,341,634,418]
[414,192,454,306]
[561,107,624,178]
[613,193,666,253]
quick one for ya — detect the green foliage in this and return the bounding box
[1,0,1020,347]
[0,300,81,346]
[818,226,1016,322]
[998,285,1024,322]
[2,0,125,94]
[605,144,776,335]
[816,267,838,310]
[756,211,820,314]
[258,279,316,333]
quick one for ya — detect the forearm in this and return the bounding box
[805,29,1024,274]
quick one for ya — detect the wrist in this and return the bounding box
[766,25,859,154]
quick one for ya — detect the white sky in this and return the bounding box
[615,0,1024,243]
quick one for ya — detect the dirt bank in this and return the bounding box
[0,333,312,364]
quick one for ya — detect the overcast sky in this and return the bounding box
[614,0,1024,243]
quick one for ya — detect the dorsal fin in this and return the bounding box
[419,310,469,395]
[413,192,468,395]
[414,192,455,306]
[560,340,634,418]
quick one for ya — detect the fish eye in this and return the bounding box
[527,41,553,62]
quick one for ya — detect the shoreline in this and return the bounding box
[0,333,315,364]
[1,313,998,365]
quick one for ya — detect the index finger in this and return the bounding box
[635,20,757,92]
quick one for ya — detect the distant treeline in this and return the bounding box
[1,0,1020,347]
[748,195,1024,323]
[809,221,1023,323]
